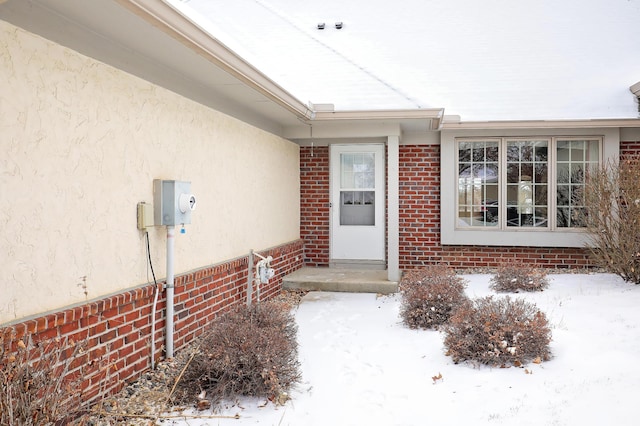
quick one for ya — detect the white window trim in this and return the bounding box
[441,128,620,247]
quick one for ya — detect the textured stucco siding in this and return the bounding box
[0,20,300,323]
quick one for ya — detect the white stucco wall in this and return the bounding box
[0,21,300,324]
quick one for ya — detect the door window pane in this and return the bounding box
[341,153,375,189]
[340,152,376,226]
[340,191,375,225]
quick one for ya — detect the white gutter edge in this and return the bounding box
[441,118,640,130]
[310,109,444,121]
[310,109,444,131]
[115,0,314,120]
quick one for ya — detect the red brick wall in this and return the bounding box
[437,246,591,269]
[299,143,640,270]
[300,146,330,266]
[398,145,442,266]
[621,139,640,158]
[396,145,595,269]
[0,239,303,409]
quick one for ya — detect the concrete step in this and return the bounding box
[282,267,398,294]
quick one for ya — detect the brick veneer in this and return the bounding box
[300,142,640,270]
[620,139,640,159]
[397,145,596,269]
[398,145,442,267]
[300,146,330,266]
[0,239,303,410]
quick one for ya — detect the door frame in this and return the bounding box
[329,143,386,269]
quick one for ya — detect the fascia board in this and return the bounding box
[310,109,444,120]
[283,122,402,140]
[442,118,640,130]
[115,0,313,120]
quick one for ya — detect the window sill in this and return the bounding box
[441,227,590,248]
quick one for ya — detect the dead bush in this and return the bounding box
[443,296,551,367]
[582,156,640,284]
[172,300,300,407]
[399,264,470,329]
[490,263,549,292]
[0,337,88,425]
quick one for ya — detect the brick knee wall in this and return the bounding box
[0,239,303,410]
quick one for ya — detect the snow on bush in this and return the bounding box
[489,262,549,292]
[399,264,469,329]
[443,296,551,367]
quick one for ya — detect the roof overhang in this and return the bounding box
[283,109,445,141]
[2,0,637,142]
[441,117,640,130]
[0,0,443,138]
[113,0,315,122]
[0,0,313,134]
[106,1,445,135]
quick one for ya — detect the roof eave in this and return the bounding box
[310,108,445,130]
[441,118,640,130]
[115,0,314,121]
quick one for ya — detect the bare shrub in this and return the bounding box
[582,156,640,284]
[172,300,300,407]
[443,296,551,366]
[399,264,469,329]
[0,337,88,425]
[490,262,549,292]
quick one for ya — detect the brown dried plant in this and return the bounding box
[443,296,551,367]
[172,299,300,408]
[490,262,549,292]
[581,156,640,284]
[0,336,89,425]
[399,264,469,329]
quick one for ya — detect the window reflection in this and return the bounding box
[458,141,499,227]
[556,140,599,227]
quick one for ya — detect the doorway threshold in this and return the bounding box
[282,266,398,294]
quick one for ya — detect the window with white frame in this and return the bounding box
[456,137,601,230]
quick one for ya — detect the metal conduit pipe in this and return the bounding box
[247,249,254,306]
[165,225,175,359]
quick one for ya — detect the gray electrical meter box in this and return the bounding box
[153,180,196,226]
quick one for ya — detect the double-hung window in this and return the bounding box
[457,137,600,230]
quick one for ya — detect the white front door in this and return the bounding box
[330,144,385,266]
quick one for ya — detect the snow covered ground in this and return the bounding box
[167,273,640,425]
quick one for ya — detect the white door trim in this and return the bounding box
[329,143,386,267]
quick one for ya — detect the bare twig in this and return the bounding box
[93,410,240,420]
